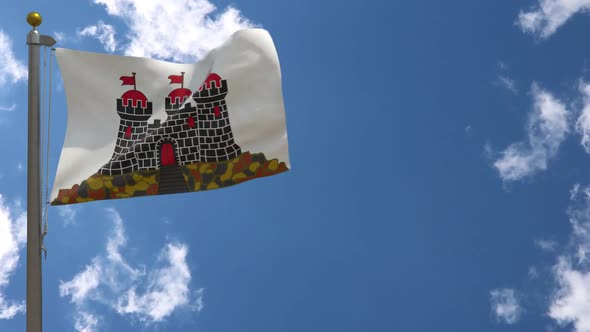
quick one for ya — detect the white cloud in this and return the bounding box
[114,243,198,322]
[573,184,582,199]
[60,263,102,305]
[549,258,590,331]
[567,191,590,266]
[193,288,204,312]
[0,31,26,86]
[498,61,509,70]
[493,83,570,182]
[547,185,590,331]
[74,311,99,332]
[536,239,559,252]
[0,104,16,112]
[78,21,117,52]
[490,288,522,324]
[465,125,472,135]
[574,82,590,153]
[0,295,24,319]
[517,0,590,39]
[91,0,256,62]
[497,75,518,94]
[56,205,80,226]
[53,31,66,44]
[0,195,26,319]
[60,208,201,328]
[529,266,540,279]
[103,208,142,281]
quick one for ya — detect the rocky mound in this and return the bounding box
[52,152,288,205]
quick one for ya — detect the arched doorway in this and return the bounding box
[157,140,189,194]
[160,142,176,166]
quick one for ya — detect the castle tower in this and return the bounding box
[193,73,242,162]
[113,73,152,156]
[165,72,192,119]
[100,73,152,175]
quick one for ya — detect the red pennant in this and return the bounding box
[120,76,135,86]
[168,75,183,85]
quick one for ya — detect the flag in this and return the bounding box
[168,74,183,85]
[120,75,136,86]
[51,29,290,205]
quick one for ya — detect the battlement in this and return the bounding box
[165,96,190,110]
[193,79,228,103]
[164,100,196,118]
[148,119,162,132]
[117,98,153,121]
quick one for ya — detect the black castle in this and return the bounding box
[99,73,242,175]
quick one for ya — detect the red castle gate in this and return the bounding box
[160,143,176,166]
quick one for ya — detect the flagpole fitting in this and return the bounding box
[26,12,42,29]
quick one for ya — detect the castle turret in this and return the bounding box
[165,72,192,118]
[114,87,152,156]
[100,73,152,175]
[193,73,241,162]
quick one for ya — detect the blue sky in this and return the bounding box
[3,0,590,331]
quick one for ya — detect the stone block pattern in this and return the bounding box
[193,79,241,162]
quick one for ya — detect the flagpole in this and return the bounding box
[26,12,55,332]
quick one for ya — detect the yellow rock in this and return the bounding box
[207,182,219,190]
[104,180,112,189]
[132,173,143,182]
[220,163,234,182]
[200,164,209,174]
[268,159,278,171]
[125,186,135,195]
[87,177,103,190]
[193,182,201,191]
[134,181,150,191]
[144,175,156,185]
[232,173,246,181]
[112,187,119,193]
[249,162,260,172]
[115,193,129,198]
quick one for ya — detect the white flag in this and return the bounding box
[51,29,289,205]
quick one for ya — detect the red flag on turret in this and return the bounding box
[120,75,135,86]
[168,74,183,85]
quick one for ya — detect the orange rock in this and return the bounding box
[88,187,106,200]
[191,170,201,181]
[277,162,288,172]
[233,153,252,173]
[146,184,158,195]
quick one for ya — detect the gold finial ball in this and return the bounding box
[26,12,42,27]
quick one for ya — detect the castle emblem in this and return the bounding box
[98,72,242,193]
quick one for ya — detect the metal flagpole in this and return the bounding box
[26,12,55,332]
